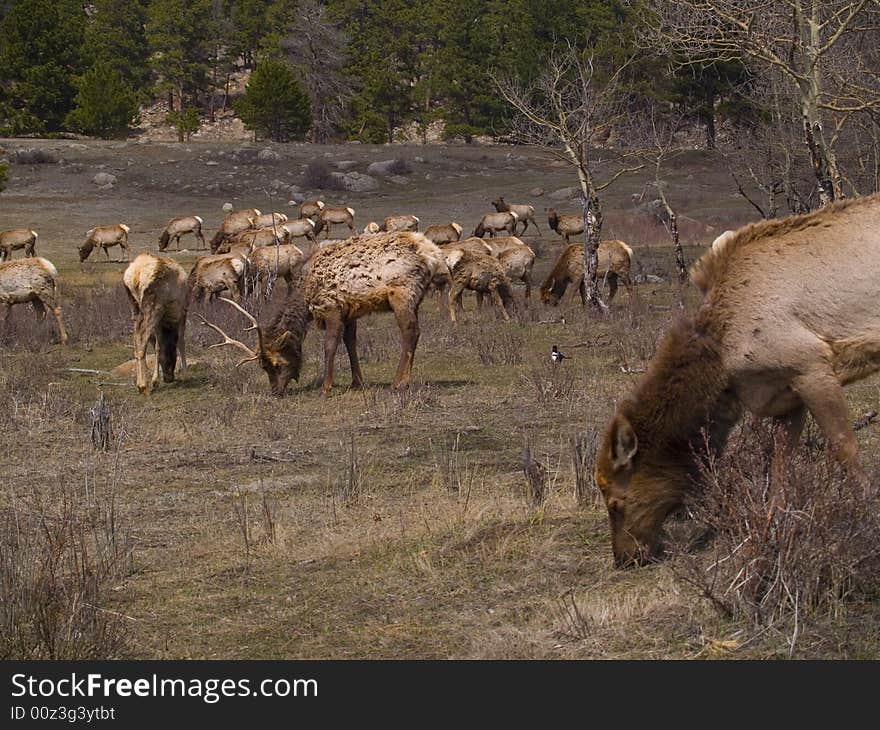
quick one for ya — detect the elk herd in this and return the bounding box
[4,185,878,570]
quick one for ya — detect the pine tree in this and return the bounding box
[0,160,7,193]
[84,0,151,96]
[235,59,311,141]
[65,60,140,138]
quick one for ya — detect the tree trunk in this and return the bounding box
[582,186,607,311]
[704,84,716,150]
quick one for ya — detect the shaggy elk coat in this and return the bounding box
[0,228,37,260]
[123,252,188,393]
[79,224,130,262]
[0,257,68,344]
[202,232,447,396]
[540,241,634,305]
[596,194,880,567]
[159,216,205,251]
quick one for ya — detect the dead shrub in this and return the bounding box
[0,458,134,658]
[9,147,58,165]
[385,158,411,175]
[302,161,343,191]
[570,426,601,506]
[521,361,576,404]
[674,417,880,645]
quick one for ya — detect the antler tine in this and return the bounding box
[218,296,260,331]
[198,314,257,359]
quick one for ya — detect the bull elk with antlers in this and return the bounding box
[201,232,448,396]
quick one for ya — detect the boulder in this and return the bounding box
[92,172,117,186]
[332,171,379,192]
[367,159,404,177]
[549,186,579,200]
[258,148,282,161]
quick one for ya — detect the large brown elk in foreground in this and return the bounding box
[540,241,633,305]
[0,228,38,260]
[210,208,260,253]
[201,232,447,396]
[123,252,188,393]
[0,257,68,344]
[595,195,880,568]
[79,224,131,262]
[159,216,206,251]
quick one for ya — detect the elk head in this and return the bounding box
[200,297,306,396]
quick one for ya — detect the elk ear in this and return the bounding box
[272,330,293,349]
[610,415,638,472]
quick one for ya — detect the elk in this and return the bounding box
[210,208,260,253]
[423,222,462,245]
[319,205,356,237]
[201,232,447,396]
[0,257,68,344]
[158,216,206,251]
[492,197,541,236]
[443,247,515,323]
[0,228,37,260]
[251,212,288,228]
[188,253,247,302]
[281,218,318,244]
[482,236,536,299]
[540,241,634,305]
[226,226,289,251]
[79,224,131,262]
[123,252,188,393]
[547,208,597,244]
[473,211,518,238]
[299,200,325,219]
[381,214,420,232]
[596,195,880,568]
[248,243,305,297]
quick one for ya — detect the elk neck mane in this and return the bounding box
[690,193,880,294]
[618,310,733,460]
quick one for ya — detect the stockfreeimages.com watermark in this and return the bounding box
[11,673,317,705]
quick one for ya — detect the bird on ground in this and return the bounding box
[551,345,569,364]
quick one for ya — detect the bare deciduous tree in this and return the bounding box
[492,46,642,309]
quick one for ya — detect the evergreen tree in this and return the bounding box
[146,0,215,110]
[84,0,151,96]
[229,0,273,69]
[0,160,7,193]
[66,60,140,138]
[235,59,311,141]
[0,0,86,133]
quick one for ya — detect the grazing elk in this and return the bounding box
[540,241,634,305]
[423,222,462,245]
[123,252,188,393]
[596,195,880,567]
[281,218,318,245]
[79,224,131,262]
[0,257,68,344]
[0,228,37,260]
[473,211,518,238]
[443,247,515,323]
[248,243,305,298]
[251,212,288,229]
[381,215,420,232]
[158,216,206,251]
[482,236,536,299]
[319,205,356,238]
[547,208,597,244]
[492,196,540,236]
[299,200,325,219]
[201,232,447,396]
[187,253,247,302]
[210,208,260,253]
[226,226,289,251]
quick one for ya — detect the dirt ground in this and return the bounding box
[2,139,879,659]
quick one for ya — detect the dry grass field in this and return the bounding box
[2,139,879,659]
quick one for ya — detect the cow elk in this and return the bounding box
[299,200,325,219]
[492,197,540,236]
[248,243,305,298]
[540,241,633,305]
[281,218,318,244]
[547,208,596,244]
[596,195,880,567]
[188,253,247,303]
[0,228,37,260]
[210,208,260,253]
[251,212,288,228]
[0,257,68,344]
[123,252,188,393]
[201,232,447,396]
[423,222,463,245]
[474,211,518,238]
[158,216,206,251]
[319,205,356,238]
[443,247,515,323]
[79,224,131,262]
[482,236,536,299]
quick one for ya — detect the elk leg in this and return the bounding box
[476,291,484,309]
[343,320,365,390]
[578,279,587,306]
[103,245,111,260]
[792,369,866,489]
[768,405,807,505]
[197,230,206,248]
[321,314,343,396]
[30,299,46,320]
[490,285,511,322]
[607,273,619,302]
[621,271,634,299]
[39,292,68,345]
[150,332,161,388]
[524,274,532,300]
[177,311,188,373]
[448,281,464,323]
[390,293,419,390]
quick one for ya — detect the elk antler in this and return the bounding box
[198,299,262,366]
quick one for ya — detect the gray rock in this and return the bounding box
[335,160,358,171]
[92,172,117,186]
[529,187,545,197]
[258,148,282,161]
[389,175,410,185]
[549,186,579,200]
[332,171,379,192]
[367,159,402,177]
[413,156,425,164]
[205,160,219,166]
